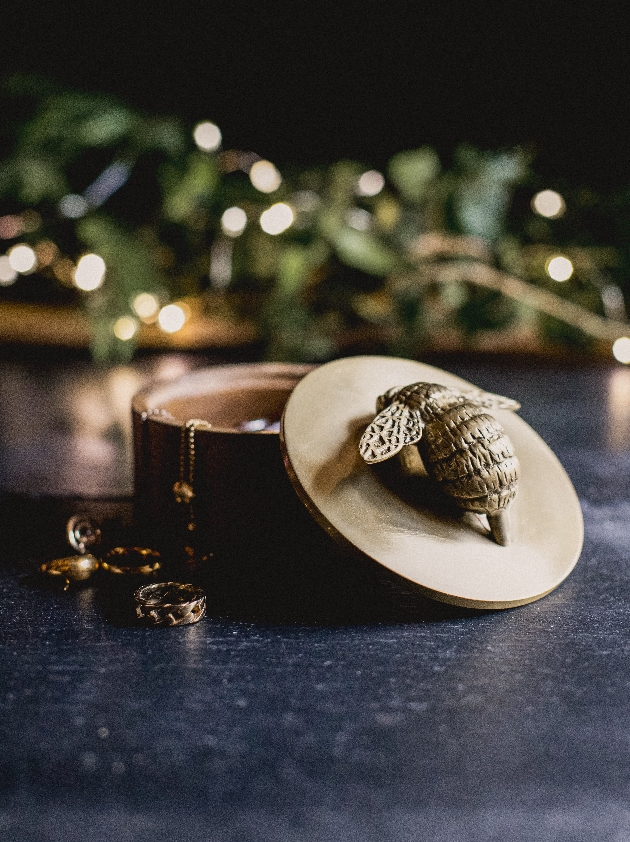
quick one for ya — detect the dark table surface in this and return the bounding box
[1,349,629,842]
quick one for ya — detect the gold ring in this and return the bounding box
[40,554,100,583]
[134,582,206,626]
[101,547,162,577]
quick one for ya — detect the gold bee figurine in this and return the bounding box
[359,382,521,546]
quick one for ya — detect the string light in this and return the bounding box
[0,215,23,239]
[158,303,187,333]
[132,292,160,322]
[532,190,566,219]
[74,254,106,291]
[546,255,573,282]
[260,203,294,235]
[193,121,222,152]
[113,316,138,341]
[0,255,18,285]
[612,337,630,364]
[35,240,58,267]
[59,194,89,219]
[8,244,37,274]
[52,258,76,286]
[221,206,247,237]
[356,170,385,197]
[250,160,282,193]
[346,208,372,230]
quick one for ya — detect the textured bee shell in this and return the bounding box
[420,401,519,514]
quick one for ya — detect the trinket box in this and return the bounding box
[132,356,583,609]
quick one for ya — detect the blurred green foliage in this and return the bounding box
[0,76,627,361]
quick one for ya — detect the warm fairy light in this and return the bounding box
[356,170,385,197]
[35,240,59,267]
[59,194,89,219]
[132,292,160,321]
[260,203,294,235]
[113,316,138,341]
[193,121,222,152]
[74,253,106,291]
[0,255,18,285]
[158,303,187,333]
[546,255,573,282]
[52,258,76,285]
[0,215,23,239]
[221,206,247,237]
[8,244,37,274]
[347,208,372,230]
[613,337,630,364]
[249,160,282,193]
[532,189,566,219]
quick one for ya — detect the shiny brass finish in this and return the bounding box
[40,553,100,584]
[101,547,162,576]
[360,382,520,545]
[66,515,101,554]
[134,582,206,626]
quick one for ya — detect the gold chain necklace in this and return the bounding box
[173,418,212,567]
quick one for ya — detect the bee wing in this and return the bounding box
[359,402,424,463]
[460,388,521,412]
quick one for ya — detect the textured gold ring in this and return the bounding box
[134,582,206,626]
[101,547,162,577]
[40,554,100,583]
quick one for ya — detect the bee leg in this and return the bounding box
[487,511,511,546]
[398,445,428,477]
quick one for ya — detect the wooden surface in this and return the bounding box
[1,349,630,841]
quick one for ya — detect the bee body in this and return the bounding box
[360,382,520,545]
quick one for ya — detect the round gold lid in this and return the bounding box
[280,355,583,610]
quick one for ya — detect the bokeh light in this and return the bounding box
[357,170,385,197]
[346,208,372,230]
[35,240,59,267]
[113,316,138,341]
[8,244,37,274]
[74,253,106,291]
[613,337,630,364]
[250,160,282,193]
[546,255,573,282]
[0,215,23,239]
[0,255,18,285]
[158,303,187,333]
[532,190,566,219]
[260,203,294,235]
[193,121,222,152]
[52,258,76,286]
[59,194,89,219]
[132,292,160,321]
[221,206,247,236]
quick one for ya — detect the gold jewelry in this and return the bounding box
[173,418,212,567]
[101,547,162,576]
[40,554,100,590]
[134,582,206,626]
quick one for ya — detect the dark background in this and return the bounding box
[4,2,630,188]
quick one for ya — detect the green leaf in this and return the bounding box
[161,152,218,222]
[14,155,67,203]
[79,108,132,146]
[332,227,400,276]
[387,147,440,203]
[276,245,311,295]
[76,215,162,303]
